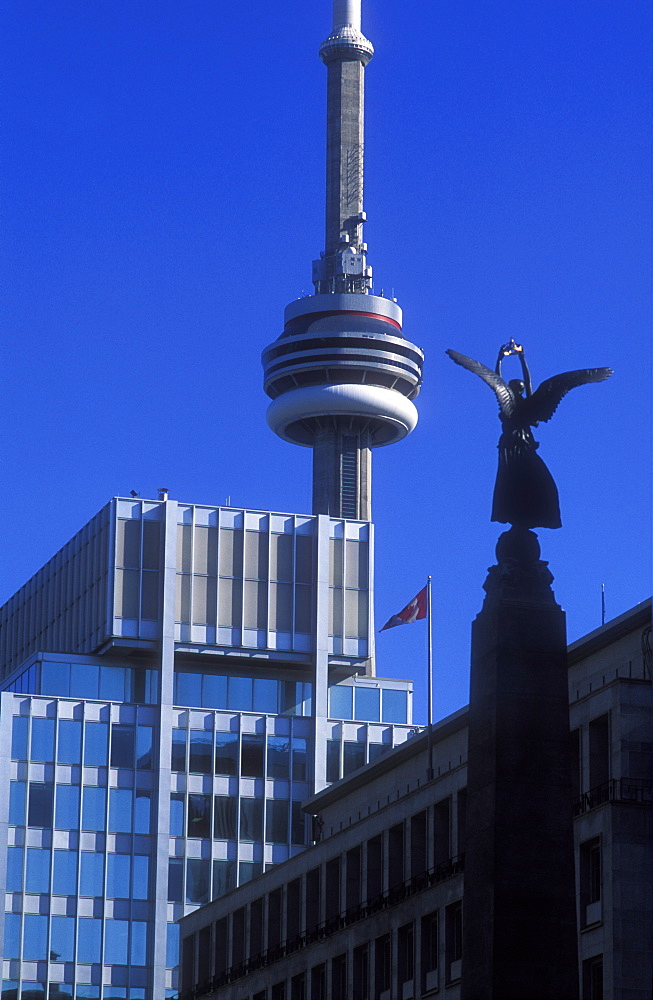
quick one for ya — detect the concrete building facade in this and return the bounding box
[178,600,652,1000]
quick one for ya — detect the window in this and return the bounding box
[291,801,306,845]
[57,719,82,764]
[581,838,602,926]
[186,859,210,904]
[53,850,77,895]
[241,734,264,777]
[343,740,365,776]
[131,921,149,966]
[80,852,104,896]
[3,913,20,959]
[254,678,278,713]
[332,955,347,1000]
[109,788,133,833]
[215,731,239,775]
[166,922,180,968]
[111,724,135,767]
[214,795,237,839]
[176,670,202,707]
[25,848,51,892]
[187,794,211,838]
[28,783,54,827]
[30,717,55,761]
[582,955,603,1000]
[133,855,150,900]
[171,728,187,771]
[228,676,253,712]
[134,789,152,833]
[11,716,28,759]
[389,822,404,888]
[311,964,326,1000]
[434,796,451,867]
[326,739,340,782]
[266,799,289,843]
[410,810,428,877]
[374,935,391,998]
[50,915,75,962]
[267,736,290,779]
[6,847,23,892]
[240,798,263,840]
[23,914,48,960]
[398,922,414,986]
[382,688,407,723]
[84,722,108,766]
[367,835,383,901]
[354,687,379,722]
[105,919,129,964]
[203,672,228,709]
[189,729,213,774]
[329,685,353,720]
[291,973,306,1000]
[107,854,131,897]
[421,911,438,992]
[82,786,106,831]
[9,781,26,824]
[589,714,610,789]
[55,784,80,829]
[170,793,185,836]
[292,737,308,780]
[353,944,368,1000]
[168,859,183,902]
[213,860,236,898]
[445,901,463,982]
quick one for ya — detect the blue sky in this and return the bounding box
[1,0,650,724]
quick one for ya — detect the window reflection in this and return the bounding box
[186,859,210,904]
[240,798,263,841]
[55,784,80,829]
[266,800,289,843]
[189,730,212,774]
[171,729,186,771]
[25,847,50,892]
[11,716,28,760]
[213,859,237,898]
[187,794,211,838]
[23,914,47,960]
[292,737,308,781]
[107,853,130,897]
[213,796,237,840]
[343,740,366,775]
[168,859,183,902]
[77,916,102,962]
[267,737,290,780]
[133,855,149,900]
[57,719,82,764]
[109,788,133,833]
[81,786,106,831]
[105,918,129,964]
[215,732,238,775]
[134,789,152,834]
[30,717,55,762]
[53,850,77,895]
[50,914,75,962]
[382,688,408,724]
[111,724,135,767]
[84,722,108,766]
[241,735,264,778]
[169,793,185,836]
[6,847,23,892]
[80,851,104,896]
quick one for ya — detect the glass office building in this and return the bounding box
[0,497,416,999]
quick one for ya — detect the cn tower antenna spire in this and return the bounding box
[262,0,424,521]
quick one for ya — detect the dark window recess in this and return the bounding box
[241,734,264,778]
[434,796,451,866]
[353,944,369,1000]
[189,730,213,774]
[346,845,362,911]
[249,897,263,957]
[311,964,326,1000]
[367,834,383,901]
[231,908,245,968]
[271,982,286,1000]
[580,838,602,926]
[171,729,186,771]
[583,955,604,1000]
[214,917,228,978]
[457,788,467,856]
[326,739,340,782]
[421,910,438,992]
[28,783,54,828]
[181,934,194,993]
[197,925,211,986]
[398,922,414,985]
[445,901,463,982]
[374,934,391,999]
[110,725,134,768]
[306,867,321,931]
[343,740,365,777]
[168,859,183,902]
[410,810,428,877]
[287,878,301,941]
[589,714,610,788]
[325,856,341,922]
[389,822,404,888]
[291,973,306,1000]
[570,729,581,800]
[332,953,347,1000]
[187,795,211,838]
[268,887,283,951]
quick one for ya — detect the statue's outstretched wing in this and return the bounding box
[523,368,613,424]
[446,349,515,417]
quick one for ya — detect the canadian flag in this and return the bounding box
[379,586,428,631]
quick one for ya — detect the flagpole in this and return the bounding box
[426,575,434,781]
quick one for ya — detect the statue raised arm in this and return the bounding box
[446,343,613,529]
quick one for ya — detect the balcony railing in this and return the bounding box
[573,777,652,816]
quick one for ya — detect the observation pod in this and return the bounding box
[263,293,423,521]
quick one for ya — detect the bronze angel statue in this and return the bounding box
[446,341,613,529]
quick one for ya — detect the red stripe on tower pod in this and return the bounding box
[379,585,428,631]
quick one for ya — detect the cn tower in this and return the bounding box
[262,0,424,520]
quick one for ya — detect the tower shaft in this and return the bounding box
[325,56,365,256]
[313,424,371,520]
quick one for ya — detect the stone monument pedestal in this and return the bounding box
[461,528,578,1000]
